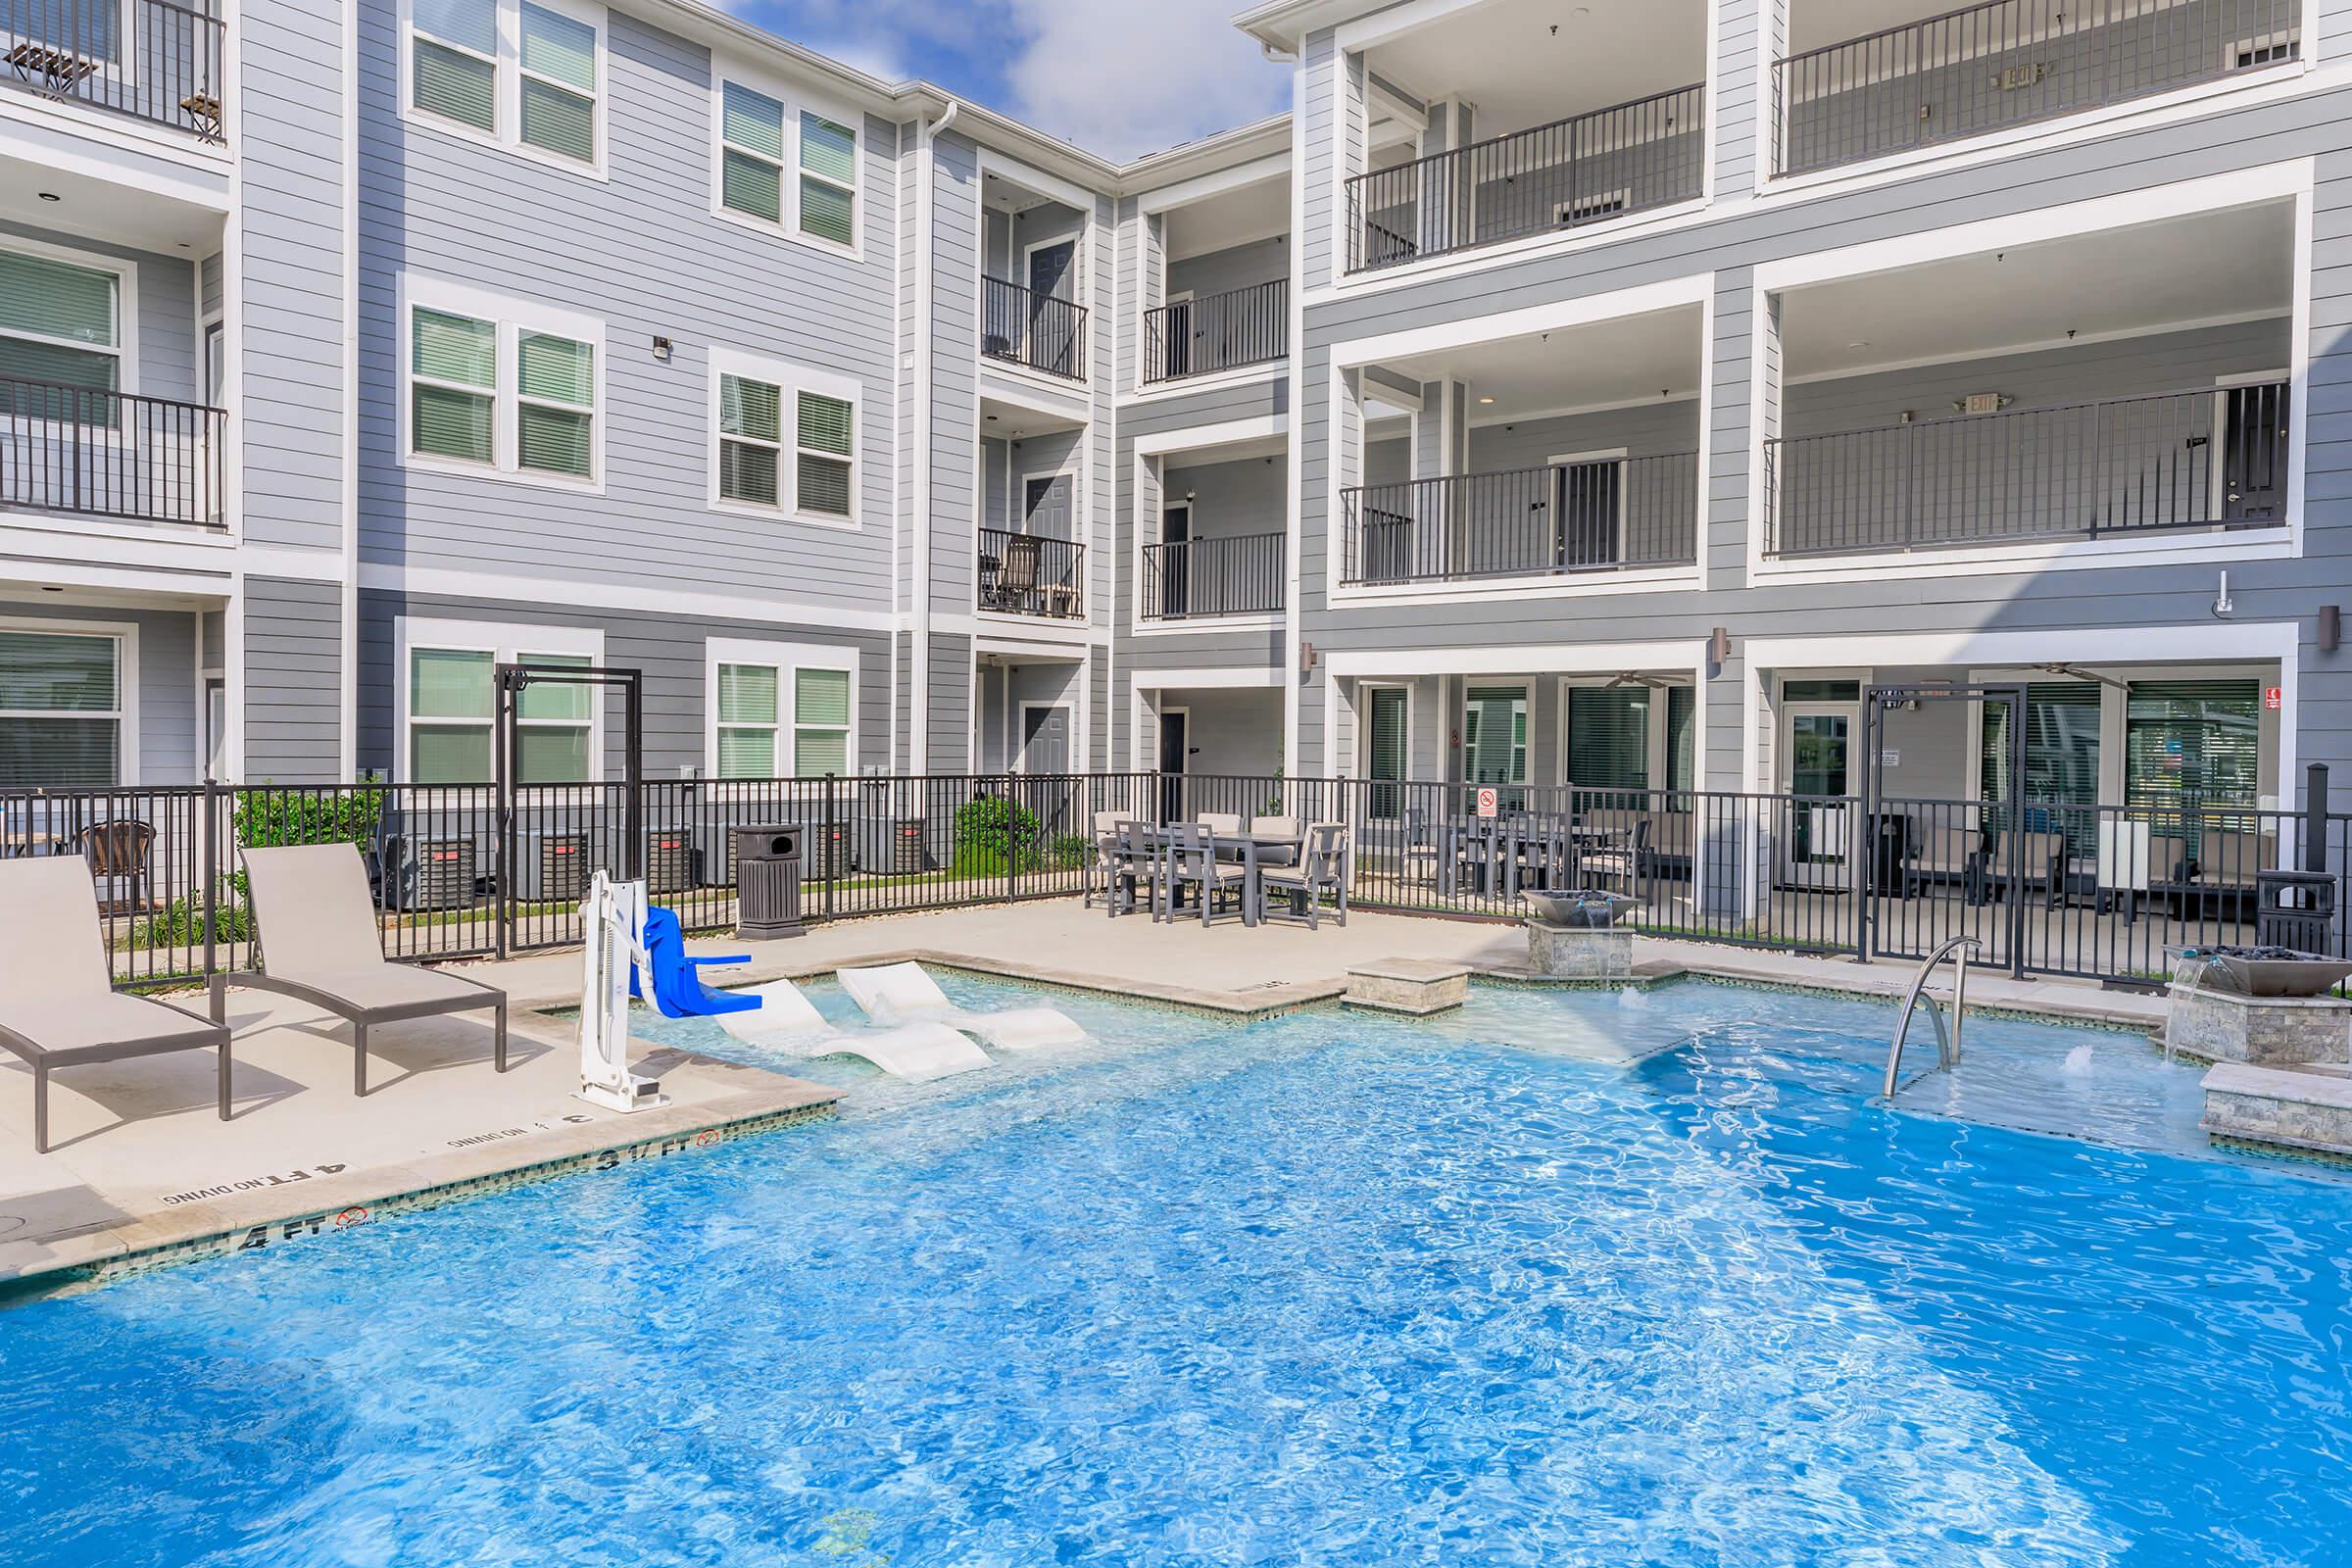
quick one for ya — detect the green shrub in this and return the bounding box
[140,880,252,950]
[234,787,384,852]
[1046,833,1092,872]
[952,794,1040,876]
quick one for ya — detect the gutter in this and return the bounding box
[908,100,958,772]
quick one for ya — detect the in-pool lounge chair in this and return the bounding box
[0,858,232,1153]
[835,962,1086,1050]
[214,843,507,1096]
[715,978,990,1083]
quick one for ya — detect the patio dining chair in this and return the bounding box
[75,818,155,915]
[1082,810,1133,911]
[1260,824,1348,929]
[1250,814,1301,867]
[1164,821,1248,926]
[992,535,1042,613]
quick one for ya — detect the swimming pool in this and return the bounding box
[4,976,2349,1565]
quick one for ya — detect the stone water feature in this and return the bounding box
[2175,946,2352,1157]
[1525,891,1639,980]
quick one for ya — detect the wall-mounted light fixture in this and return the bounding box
[2323,605,2341,653]
[1298,641,1318,674]
[1709,626,1732,666]
[652,336,672,362]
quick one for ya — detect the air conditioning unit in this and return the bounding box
[386,834,477,911]
[513,828,592,903]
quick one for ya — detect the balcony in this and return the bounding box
[1774,0,2300,177]
[1,375,226,529]
[981,274,1087,381]
[1144,279,1288,385]
[1141,532,1285,620]
[1341,455,1699,585]
[2,0,226,143]
[978,526,1085,620]
[1763,381,2288,559]
[1345,81,1704,273]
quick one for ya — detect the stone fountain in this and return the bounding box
[1524,890,1639,980]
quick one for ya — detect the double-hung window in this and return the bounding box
[403,622,600,784]
[714,76,860,251]
[1566,687,1648,791]
[0,629,122,788]
[0,246,124,425]
[709,350,859,524]
[708,642,856,779]
[1463,685,1529,805]
[405,279,601,486]
[409,0,603,172]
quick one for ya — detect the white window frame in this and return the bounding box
[400,273,605,493]
[1461,680,1532,789]
[702,637,859,782]
[705,346,860,528]
[394,615,604,786]
[708,66,863,260]
[398,0,609,179]
[0,617,138,787]
[0,236,138,444]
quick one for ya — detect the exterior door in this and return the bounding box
[1553,458,1623,570]
[1783,701,1855,887]
[1024,473,1071,538]
[1021,704,1070,773]
[1161,289,1193,379]
[1026,239,1078,374]
[1159,503,1191,617]
[2221,382,2289,521]
[1157,709,1188,820]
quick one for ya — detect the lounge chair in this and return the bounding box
[715,978,989,1082]
[0,858,232,1152]
[213,843,507,1096]
[835,962,1086,1049]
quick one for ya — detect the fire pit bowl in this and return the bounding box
[1526,890,1638,929]
[2185,945,2352,999]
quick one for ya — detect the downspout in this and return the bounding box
[909,100,958,773]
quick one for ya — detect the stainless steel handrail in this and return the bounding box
[1883,935,1981,1098]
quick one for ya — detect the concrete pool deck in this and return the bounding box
[0,899,2169,1292]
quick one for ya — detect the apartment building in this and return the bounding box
[2,0,2345,863]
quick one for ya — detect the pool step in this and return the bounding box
[2202,1062,2352,1158]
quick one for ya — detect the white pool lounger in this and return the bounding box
[715,979,990,1083]
[835,962,1088,1051]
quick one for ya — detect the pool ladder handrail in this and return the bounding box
[1882,936,1982,1099]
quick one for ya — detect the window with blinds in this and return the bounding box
[408,646,493,783]
[411,308,496,464]
[518,2,598,164]
[0,249,122,418]
[720,82,786,225]
[1979,683,2101,805]
[715,663,778,778]
[0,630,121,789]
[795,667,852,776]
[1463,686,1528,787]
[516,331,593,477]
[800,113,858,247]
[718,373,782,508]
[514,652,592,783]
[1567,687,1649,791]
[412,0,498,133]
[797,391,854,518]
[1366,686,1406,816]
[2125,679,2261,822]
[1665,685,1695,793]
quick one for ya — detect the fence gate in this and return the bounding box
[1861,683,2028,979]
[494,662,643,957]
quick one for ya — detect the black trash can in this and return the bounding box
[734,824,805,941]
[2256,867,2337,953]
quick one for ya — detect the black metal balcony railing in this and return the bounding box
[1144,279,1289,384]
[0,375,226,528]
[978,526,1085,619]
[1340,453,1699,585]
[1774,0,2299,177]
[3,0,226,141]
[1762,380,2290,558]
[1345,82,1704,274]
[1141,532,1286,619]
[981,275,1087,380]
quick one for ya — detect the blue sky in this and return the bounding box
[723,1,1293,162]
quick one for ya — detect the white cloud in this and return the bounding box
[996,0,1291,162]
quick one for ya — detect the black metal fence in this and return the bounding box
[977,526,1085,619]
[1144,279,1288,383]
[17,771,2339,993]
[1764,381,2289,558]
[1346,81,1704,272]
[980,274,1086,380]
[1141,532,1286,619]
[1774,0,2300,176]
[1342,453,1699,584]
[0,376,226,528]
[2,0,225,141]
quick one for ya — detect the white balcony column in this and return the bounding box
[1725,0,1791,190]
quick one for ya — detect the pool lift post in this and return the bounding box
[577,867,670,1113]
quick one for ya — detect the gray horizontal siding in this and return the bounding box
[245,576,343,784]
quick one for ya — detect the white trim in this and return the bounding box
[1782,308,2289,388]
[357,561,895,632]
[1328,640,1709,678]
[704,345,862,529]
[1314,199,1712,303]
[397,0,612,181]
[702,635,858,780]
[0,614,139,786]
[707,63,865,260]
[1134,152,1292,215]
[1328,272,1713,368]
[397,272,606,494]
[392,614,604,786]
[1130,413,1288,459]
[1283,53,1307,778]
[1129,665,1282,691]
[1127,360,1287,405]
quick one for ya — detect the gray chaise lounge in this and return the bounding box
[212,843,507,1096]
[0,858,231,1152]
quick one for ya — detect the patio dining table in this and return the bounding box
[1117,824,1304,926]
[1441,815,1629,900]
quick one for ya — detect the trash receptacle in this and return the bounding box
[2257,867,2337,952]
[734,824,805,941]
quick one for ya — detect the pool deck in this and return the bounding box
[0,900,2168,1293]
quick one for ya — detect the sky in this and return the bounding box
[722,0,1294,163]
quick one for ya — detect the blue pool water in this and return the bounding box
[5,977,2352,1565]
